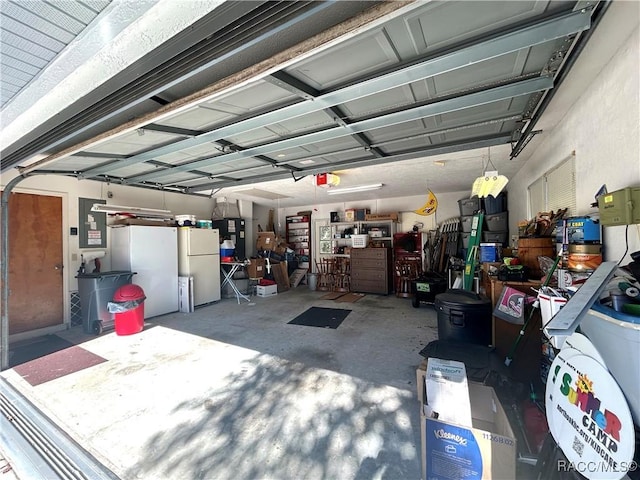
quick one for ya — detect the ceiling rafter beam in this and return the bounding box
[215,138,301,172]
[369,114,523,150]
[177,174,239,186]
[263,72,383,163]
[185,134,513,192]
[264,71,319,100]
[76,8,590,180]
[142,124,203,136]
[124,76,552,183]
[71,152,128,159]
[324,106,384,158]
[225,114,523,171]
[135,137,303,184]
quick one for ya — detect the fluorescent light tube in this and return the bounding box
[91,204,173,217]
[326,183,383,195]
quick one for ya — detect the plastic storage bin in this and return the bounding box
[434,289,492,345]
[483,193,506,215]
[458,197,481,216]
[112,284,145,336]
[76,271,135,334]
[460,215,474,233]
[460,232,471,249]
[485,212,508,232]
[482,230,508,244]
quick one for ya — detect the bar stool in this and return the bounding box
[395,260,420,298]
[316,259,333,291]
[332,257,350,292]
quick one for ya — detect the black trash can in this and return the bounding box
[411,272,447,307]
[76,271,135,334]
[434,289,492,346]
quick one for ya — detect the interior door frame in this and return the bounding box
[8,187,70,343]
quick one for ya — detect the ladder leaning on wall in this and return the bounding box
[463,213,484,291]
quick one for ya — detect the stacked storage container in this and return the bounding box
[457,193,509,259]
[482,193,508,246]
[458,197,482,255]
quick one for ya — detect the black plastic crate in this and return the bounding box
[483,192,507,215]
[458,197,481,216]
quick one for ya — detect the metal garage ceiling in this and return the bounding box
[1,1,607,207]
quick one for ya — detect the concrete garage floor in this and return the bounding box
[2,287,440,480]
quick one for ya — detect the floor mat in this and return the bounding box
[334,292,365,303]
[320,292,346,300]
[13,345,108,386]
[287,307,351,329]
[9,334,75,368]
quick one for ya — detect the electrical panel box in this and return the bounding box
[597,187,640,226]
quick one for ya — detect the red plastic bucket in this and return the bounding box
[113,284,145,336]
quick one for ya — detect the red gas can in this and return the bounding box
[112,284,145,336]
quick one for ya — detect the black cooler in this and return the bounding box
[434,289,492,346]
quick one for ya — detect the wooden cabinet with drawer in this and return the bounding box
[350,248,392,294]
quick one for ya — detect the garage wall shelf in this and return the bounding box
[286,214,311,269]
[318,220,397,258]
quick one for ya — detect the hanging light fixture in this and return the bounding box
[326,183,383,195]
[315,173,340,188]
[91,204,173,217]
[471,147,508,198]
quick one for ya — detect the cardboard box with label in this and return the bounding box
[256,232,276,251]
[246,258,265,278]
[417,358,516,480]
[365,212,399,221]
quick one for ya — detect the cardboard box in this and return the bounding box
[355,208,370,221]
[345,208,371,222]
[425,358,472,427]
[345,209,355,222]
[271,261,290,292]
[256,284,278,297]
[246,258,265,278]
[416,358,428,405]
[257,232,276,251]
[418,359,516,480]
[480,261,503,272]
[365,213,399,221]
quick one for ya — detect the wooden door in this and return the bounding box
[4,192,64,334]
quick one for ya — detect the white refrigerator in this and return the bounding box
[110,225,179,318]
[177,227,221,306]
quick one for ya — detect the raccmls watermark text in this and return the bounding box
[558,460,638,474]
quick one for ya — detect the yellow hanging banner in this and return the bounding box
[414,189,438,216]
